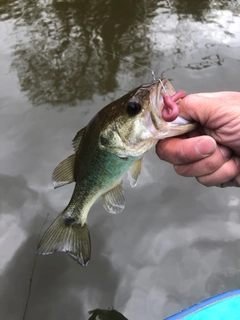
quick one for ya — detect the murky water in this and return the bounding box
[1,1,240,319]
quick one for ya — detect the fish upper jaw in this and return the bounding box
[148,82,164,130]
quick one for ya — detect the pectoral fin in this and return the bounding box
[72,127,86,152]
[102,181,125,214]
[127,158,143,187]
[52,154,75,188]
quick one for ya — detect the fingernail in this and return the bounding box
[219,145,232,160]
[195,138,216,156]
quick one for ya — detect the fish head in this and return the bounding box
[98,79,197,158]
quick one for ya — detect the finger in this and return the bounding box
[174,145,232,177]
[217,157,240,187]
[156,136,216,165]
[195,92,240,99]
[196,156,240,187]
[218,174,240,188]
[177,92,240,125]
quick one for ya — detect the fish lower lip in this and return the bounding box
[170,116,191,125]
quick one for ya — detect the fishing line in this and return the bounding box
[90,44,157,82]
[94,47,173,92]
[22,213,49,320]
[97,0,173,81]
[158,78,167,93]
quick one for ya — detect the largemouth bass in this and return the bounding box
[37,79,196,266]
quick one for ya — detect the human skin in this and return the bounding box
[156,92,240,187]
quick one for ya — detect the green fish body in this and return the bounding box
[37,79,196,266]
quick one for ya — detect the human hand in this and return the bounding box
[156,92,240,187]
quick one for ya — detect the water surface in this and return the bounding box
[0,1,240,319]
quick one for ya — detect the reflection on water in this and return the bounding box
[1,0,159,105]
[88,308,128,320]
[173,0,211,20]
[0,0,240,320]
[0,0,239,105]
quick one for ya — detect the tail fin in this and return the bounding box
[37,214,91,267]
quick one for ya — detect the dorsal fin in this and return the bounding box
[127,158,143,187]
[72,127,86,152]
[101,181,125,214]
[52,154,75,189]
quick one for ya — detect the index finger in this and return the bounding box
[178,92,240,124]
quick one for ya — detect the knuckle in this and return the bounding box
[174,164,186,176]
[204,159,219,173]
[176,147,190,163]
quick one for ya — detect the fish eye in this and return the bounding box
[126,100,142,116]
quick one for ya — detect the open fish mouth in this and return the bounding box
[148,79,196,136]
[159,79,195,125]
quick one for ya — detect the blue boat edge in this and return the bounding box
[165,289,240,319]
